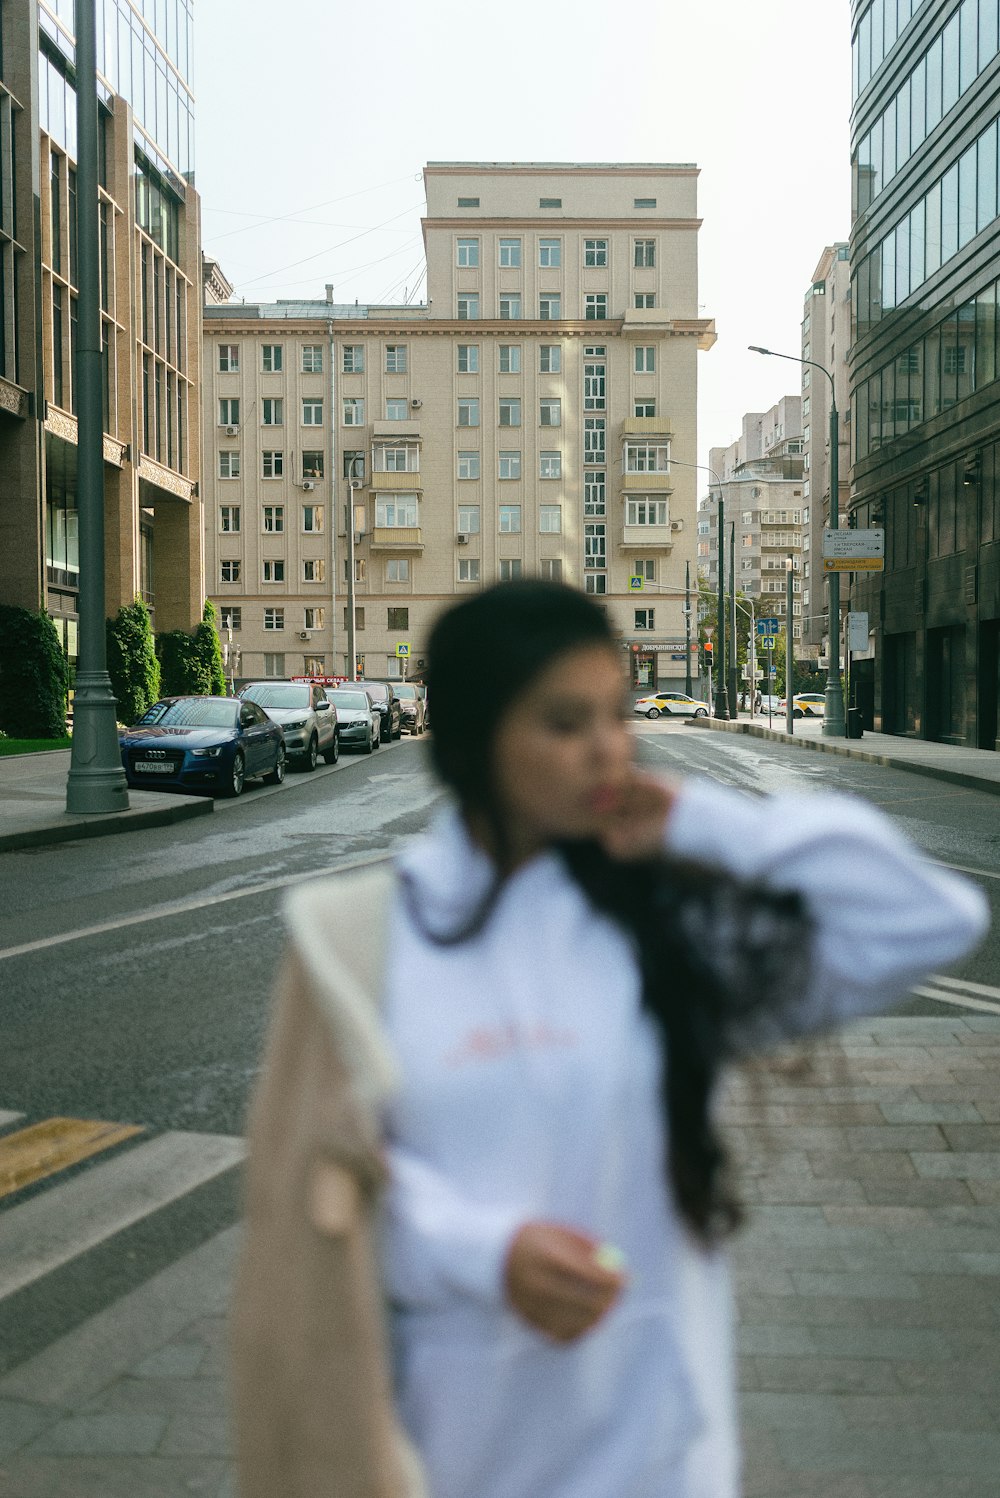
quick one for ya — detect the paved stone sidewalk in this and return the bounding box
[0,1017,996,1495]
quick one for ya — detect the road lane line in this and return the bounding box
[927,973,1000,1000]
[0,1130,245,1302]
[0,1112,24,1129]
[0,849,393,964]
[938,862,1000,882]
[911,985,1000,1016]
[0,1118,144,1201]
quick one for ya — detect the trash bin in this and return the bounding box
[846,707,864,739]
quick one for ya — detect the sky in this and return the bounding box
[193,0,853,480]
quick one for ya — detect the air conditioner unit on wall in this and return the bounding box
[670,519,684,531]
[225,425,239,436]
[457,532,469,544]
[301,480,316,491]
[298,631,311,640]
[411,398,422,408]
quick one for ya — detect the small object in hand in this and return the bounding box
[593,1242,628,1273]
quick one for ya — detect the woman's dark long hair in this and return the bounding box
[417,580,811,1243]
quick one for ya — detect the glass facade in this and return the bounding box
[853,0,927,98]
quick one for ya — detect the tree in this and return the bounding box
[156,600,227,698]
[195,599,226,696]
[696,578,755,694]
[106,599,160,724]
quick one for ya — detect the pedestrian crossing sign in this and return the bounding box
[629,576,644,591]
[395,642,410,658]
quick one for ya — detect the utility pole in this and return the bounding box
[66,0,129,815]
[729,521,738,715]
[714,493,729,719]
[785,555,795,735]
[684,560,693,697]
[346,457,363,680]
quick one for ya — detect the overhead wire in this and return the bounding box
[201,170,422,242]
[232,203,424,289]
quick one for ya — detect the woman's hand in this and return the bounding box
[503,1222,627,1344]
[598,771,678,862]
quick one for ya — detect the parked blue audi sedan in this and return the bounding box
[119,696,286,797]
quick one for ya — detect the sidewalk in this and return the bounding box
[692,713,1000,797]
[0,1016,996,1496]
[0,751,212,853]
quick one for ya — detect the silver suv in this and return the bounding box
[238,681,339,771]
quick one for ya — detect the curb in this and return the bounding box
[0,795,213,853]
[687,717,1000,798]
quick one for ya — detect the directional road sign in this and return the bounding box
[822,528,884,571]
[757,617,780,635]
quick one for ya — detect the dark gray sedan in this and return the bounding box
[322,688,381,753]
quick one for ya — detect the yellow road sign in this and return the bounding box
[822,558,885,572]
[395,642,411,657]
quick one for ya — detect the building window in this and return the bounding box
[301,450,324,479]
[457,451,481,479]
[378,445,416,473]
[220,607,241,630]
[634,401,656,419]
[262,505,284,532]
[634,608,655,629]
[499,398,521,427]
[342,345,364,373]
[218,398,240,427]
[262,398,283,425]
[539,559,563,581]
[302,398,323,426]
[539,450,562,479]
[375,496,419,527]
[303,559,326,582]
[634,239,656,267]
[219,451,240,479]
[221,560,241,583]
[499,345,522,374]
[302,505,324,532]
[539,294,561,319]
[303,656,326,675]
[539,239,561,267]
[458,504,481,533]
[457,196,480,207]
[302,344,323,372]
[457,293,480,320]
[458,558,480,582]
[499,292,522,319]
[263,609,284,631]
[626,498,669,526]
[634,293,656,308]
[584,418,606,460]
[343,450,365,480]
[539,197,562,209]
[584,239,608,267]
[218,344,239,372]
[263,653,285,675]
[499,505,522,533]
[457,344,479,373]
[539,344,561,372]
[499,238,521,267]
[385,345,408,373]
[303,607,325,630]
[343,606,366,631]
[584,573,607,594]
[386,398,408,420]
[585,294,608,321]
[262,451,284,478]
[584,523,606,568]
[539,505,562,533]
[343,398,365,425]
[262,344,283,372]
[540,398,561,427]
[625,440,669,472]
[385,607,409,632]
[497,451,522,480]
[584,470,606,515]
[499,559,524,581]
[220,505,240,532]
[584,361,606,410]
[458,397,480,427]
[633,559,655,581]
[262,560,285,583]
[635,346,656,373]
[386,559,410,583]
[634,198,656,208]
[457,238,479,267]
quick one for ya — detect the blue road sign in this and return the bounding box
[757,617,780,636]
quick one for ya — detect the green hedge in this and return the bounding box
[156,600,226,698]
[106,599,160,724]
[0,606,69,738]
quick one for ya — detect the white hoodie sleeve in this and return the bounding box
[664,779,990,1038]
[380,1145,526,1311]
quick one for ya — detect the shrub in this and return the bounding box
[0,606,69,738]
[196,599,227,696]
[106,599,160,724]
[156,601,227,697]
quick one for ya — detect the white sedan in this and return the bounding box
[633,692,709,719]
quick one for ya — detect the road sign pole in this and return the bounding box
[823,399,847,738]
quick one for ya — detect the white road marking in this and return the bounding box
[938,862,1000,882]
[0,1130,245,1303]
[0,1112,25,1128]
[927,973,1000,1000]
[910,985,1000,1016]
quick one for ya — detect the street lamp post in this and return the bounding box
[684,560,693,697]
[748,344,846,736]
[667,455,729,719]
[345,457,364,681]
[66,0,129,814]
[785,555,795,734]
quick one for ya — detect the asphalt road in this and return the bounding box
[1,725,997,1369]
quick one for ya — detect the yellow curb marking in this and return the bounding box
[0,1118,145,1200]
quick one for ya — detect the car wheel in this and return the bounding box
[646,707,661,719]
[793,708,804,719]
[366,730,376,754]
[694,708,708,718]
[225,751,246,798]
[323,732,339,765]
[393,721,402,740]
[264,744,286,786]
[302,734,318,771]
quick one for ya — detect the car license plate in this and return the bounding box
[135,761,174,774]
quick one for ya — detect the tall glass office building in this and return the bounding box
[849,0,1000,747]
[0,0,203,659]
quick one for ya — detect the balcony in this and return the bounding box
[372,420,421,438]
[622,416,672,437]
[622,471,672,491]
[371,470,422,491]
[620,525,674,549]
[369,526,424,551]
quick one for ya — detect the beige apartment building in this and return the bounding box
[202,162,714,688]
